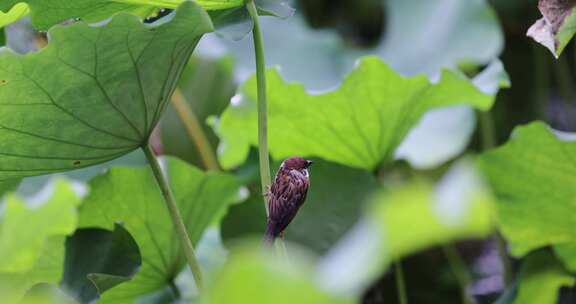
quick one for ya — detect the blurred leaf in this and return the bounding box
[0,2,211,181]
[200,244,353,304]
[527,0,576,58]
[395,59,511,169]
[0,180,81,272]
[195,0,243,10]
[211,0,503,170]
[0,180,81,303]
[255,0,294,19]
[0,237,65,304]
[471,60,512,95]
[379,0,503,75]
[78,157,240,302]
[0,0,242,30]
[17,150,145,198]
[216,56,494,170]
[209,14,349,89]
[222,161,378,253]
[221,193,266,243]
[286,161,378,253]
[317,160,495,296]
[372,182,493,260]
[20,283,77,304]
[555,243,576,273]
[0,3,28,28]
[217,0,503,88]
[161,56,235,168]
[60,224,141,303]
[87,274,130,296]
[0,1,154,30]
[394,106,478,169]
[494,285,517,304]
[206,0,292,41]
[0,178,20,196]
[478,122,576,263]
[513,250,575,304]
[209,7,253,40]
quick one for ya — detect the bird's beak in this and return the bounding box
[305,160,313,168]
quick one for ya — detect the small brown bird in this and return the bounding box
[264,157,313,243]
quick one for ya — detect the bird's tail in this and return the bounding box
[263,221,276,244]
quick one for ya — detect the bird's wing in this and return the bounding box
[267,170,309,237]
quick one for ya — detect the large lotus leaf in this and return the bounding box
[317,160,495,296]
[0,1,212,181]
[379,0,503,75]
[513,250,575,304]
[216,56,493,170]
[199,244,353,304]
[78,157,240,302]
[205,0,503,169]
[212,0,502,89]
[479,122,576,266]
[0,0,242,30]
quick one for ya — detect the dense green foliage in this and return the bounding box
[0,0,574,303]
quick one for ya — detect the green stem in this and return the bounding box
[246,0,272,216]
[442,245,473,304]
[477,110,513,286]
[554,53,576,105]
[170,88,220,171]
[495,233,513,286]
[532,42,549,119]
[394,260,408,304]
[479,111,496,150]
[246,0,289,258]
[143,144,203,290]
[168,279,181,300]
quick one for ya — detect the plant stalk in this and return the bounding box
[246,0,272,216]
[246,0,289,257]
[394,260,408,304]
[170,88,220,171]
[479,111,496,150]
[143,144,203,290]
[168,279,181,299]
[532,43,549,119]
[554,53,576,105]
[442,245,473,304]
[477,110,513,286]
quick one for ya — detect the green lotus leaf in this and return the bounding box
[216,56,494,170]
[513,250,575,304]
[0,1,212,181]
[479,122,576,270]
[0,0,240,30]
[78,157,240,302]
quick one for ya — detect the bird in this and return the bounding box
[264,157,313,243]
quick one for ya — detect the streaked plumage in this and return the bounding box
[264,157,312,243]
